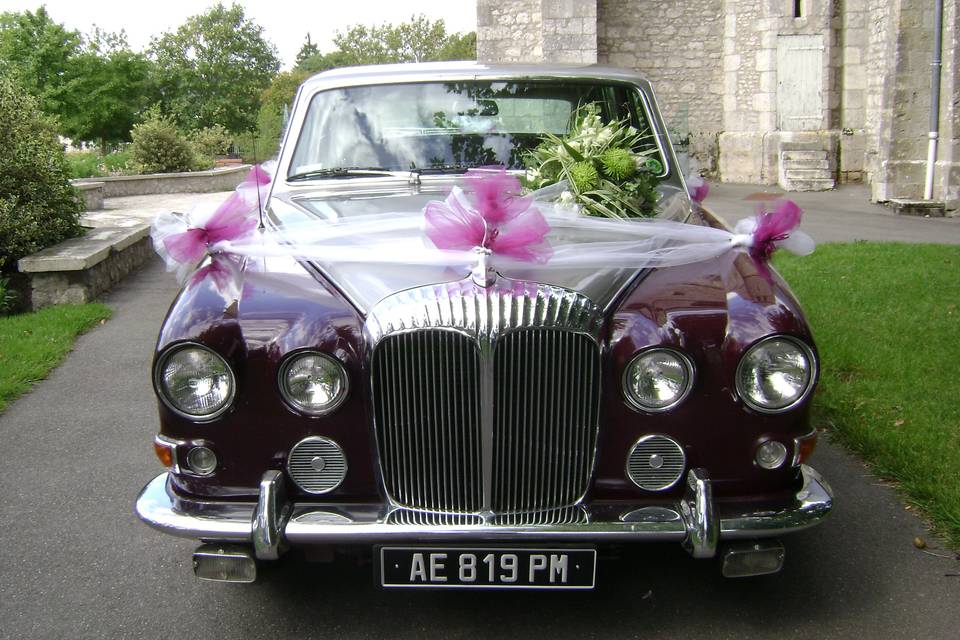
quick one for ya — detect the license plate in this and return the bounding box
[379,547,596,589]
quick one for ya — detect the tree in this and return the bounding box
[295,33,320,66]
[0,76,82,272]
[59,29,155,151]
[0,7,81,119]
[149,3,280,134]
[295,14,477,73]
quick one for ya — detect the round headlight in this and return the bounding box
[156,345,235,420]
[736,337,815,413]
[279,352,348,415]
[623,348,694,412]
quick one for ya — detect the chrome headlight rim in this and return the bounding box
[154,342,237,422]
[736,335,817,414]
[621,347,696,413]
[277,350,349,416]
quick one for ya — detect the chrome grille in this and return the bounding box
[492,506,588,526]
[627,435,686,491]
[387,509,485,526]
[371,330,483,512]
[493,329,600,512]
[287,436,348,494]
[368,277,603,514]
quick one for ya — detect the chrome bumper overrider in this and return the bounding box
[135,466,833,561]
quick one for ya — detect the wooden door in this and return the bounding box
[777,35,824,131]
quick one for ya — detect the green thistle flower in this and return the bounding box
[599,148,636,181]
[644,157,664,174]
[569,161,600,192]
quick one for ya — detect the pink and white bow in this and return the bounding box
[423,168,553,264]
[730,199,815,274]
[151,164,272,282]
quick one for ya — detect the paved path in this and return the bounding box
[1,186,958,639]
[709,183,960,244]
[81,191,233,228]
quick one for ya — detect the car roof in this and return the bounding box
[301,60,651,90]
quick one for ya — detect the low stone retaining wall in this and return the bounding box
[17,225,154,309]
[74,181,105,211]
[72,164,250,198]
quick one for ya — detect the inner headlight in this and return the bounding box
[279,352,348,415]
[736,336,815,413]
[156,344,235,420]
[623,348,694,412]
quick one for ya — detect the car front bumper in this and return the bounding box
[135,465,833,561]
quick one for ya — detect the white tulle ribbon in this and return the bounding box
[152,168,815,296]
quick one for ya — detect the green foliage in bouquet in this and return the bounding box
[523,104,663,218]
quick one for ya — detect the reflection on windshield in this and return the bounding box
[289,80,662,177]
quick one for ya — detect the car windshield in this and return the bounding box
[288,80,664,178]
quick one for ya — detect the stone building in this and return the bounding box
[477,0,959,209]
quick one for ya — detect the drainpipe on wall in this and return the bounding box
[923,0,944,200]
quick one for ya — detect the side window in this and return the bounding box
[626,88,667,177]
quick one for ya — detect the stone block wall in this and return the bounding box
[597,0,724,175]
[23,236,153,309]
[476,0,959,203]
[478,0,544,62]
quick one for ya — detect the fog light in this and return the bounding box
[186,446,217,476]
[192,544,256,583]
[756,440,787,469]
[721,540,785,578]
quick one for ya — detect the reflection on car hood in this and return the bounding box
[268,184,691,315]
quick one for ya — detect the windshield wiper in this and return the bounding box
[410,164,485,176]
[287,167,396,181]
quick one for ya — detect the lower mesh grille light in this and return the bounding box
[287,436,347,494]
[627,435,686,491]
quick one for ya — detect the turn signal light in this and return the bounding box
[793,431,818,466]
[153,437,175,468]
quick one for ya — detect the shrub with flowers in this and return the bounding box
[523,104,664,218]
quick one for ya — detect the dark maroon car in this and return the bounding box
[135,62,832,588]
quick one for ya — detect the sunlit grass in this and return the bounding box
[776,242,960,548]
[0,303,112,412]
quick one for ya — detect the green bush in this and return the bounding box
[102,149,132,174]
[0,78,83,272]
[66,152,106,179]
[129,109,197,174]
[191,124,233,158]
[0,276,18,315]
[66,149,134,178]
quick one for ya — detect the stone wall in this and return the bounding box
[476,0,960,204]
[478,0,597,63]
[866,0,960,206]
[72,165,249,199]
[18,225,154,310]
[597,0,724,175]
[478,0,544,62]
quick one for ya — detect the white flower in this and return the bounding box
[526,168,541,182]
[559,190,575,204]
[597,128,614,144]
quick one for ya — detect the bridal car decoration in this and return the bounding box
[137,63,832,589]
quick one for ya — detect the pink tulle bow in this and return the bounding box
[750,198,803,261]
[163,165,268,264]
[686,174,709,203]
[423,168,553,263]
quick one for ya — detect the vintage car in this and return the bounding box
[135,61,832,588]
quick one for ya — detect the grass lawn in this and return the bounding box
[0,303,112,413]
[776,242,960,549]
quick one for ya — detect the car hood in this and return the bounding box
[267,183,693,314]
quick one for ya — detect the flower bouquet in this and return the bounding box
[523,104,664,219]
